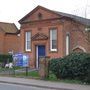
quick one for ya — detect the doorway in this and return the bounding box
[36,45,45,68]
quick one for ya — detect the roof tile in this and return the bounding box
[0,22,18,33]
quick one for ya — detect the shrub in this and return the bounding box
[49,58,62,79]
[0,54,13,63]
[49,52,90,83]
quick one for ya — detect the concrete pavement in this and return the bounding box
[0,83,54,90]
[0,76,90,90]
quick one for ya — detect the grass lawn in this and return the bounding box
[45,73,85,84]
[0,68,87,84]
[15,71,84,84]
[14,70,39,78]
[0,67,39,79]
[0,68,14,72]
[0,66,22,71]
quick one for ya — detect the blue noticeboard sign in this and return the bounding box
[23,55,29,67]
[13,53,29,67]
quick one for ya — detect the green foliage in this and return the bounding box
[0,54,13,63]
[49,52,90,83]
[15,70,39,78]
[49,58,62,78]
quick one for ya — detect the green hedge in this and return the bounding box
[49,58,62,78]
[49,52,90,83]
[0,54,13,63]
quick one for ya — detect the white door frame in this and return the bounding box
[36,46,39,69]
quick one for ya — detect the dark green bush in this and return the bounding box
[49,58,62,78]
[0,54,13,63]
[49,52,90,83]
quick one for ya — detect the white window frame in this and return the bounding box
[66,33,70,55]
[50,29,57,51]
[85,27,90,31]
[25,31,31,51]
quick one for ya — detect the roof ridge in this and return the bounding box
[19,5,90,26]
[37,5,90,20]
[0,22,14,25]
[52,10,90,26]
[53,10,90,20]
[0,22,18,33]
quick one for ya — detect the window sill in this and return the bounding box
[24,50,32,53]
[49,50,58,53]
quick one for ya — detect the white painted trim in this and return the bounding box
[66,33,70,55]
[72,45,86,52]
[25,32,31,51]
[50,30,52,51]
[85,27,90,31]
[50,29,57,51]
[36,46,39,69]
[51,49,57,51]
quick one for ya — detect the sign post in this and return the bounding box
[23,54,29,76]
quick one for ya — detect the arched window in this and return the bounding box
[66,32,70,55]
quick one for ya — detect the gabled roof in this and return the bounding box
[19,5,90,26]
[0,22,18,34]
[54,11,90,26]
[19,5,60,23]
[32,33,48,41]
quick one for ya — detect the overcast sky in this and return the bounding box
[0,0,90,28]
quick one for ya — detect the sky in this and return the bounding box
[0,0,90,28]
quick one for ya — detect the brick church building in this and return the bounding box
[19,6,90,68]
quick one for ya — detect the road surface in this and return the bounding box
[0,83,56,90]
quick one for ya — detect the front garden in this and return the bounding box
[49,52,90,84]
[0,52,90,85]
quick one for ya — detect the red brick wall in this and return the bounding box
[20,19,63,68]
[0,31,4,54]
[4,34,20,54]
[20,8,90,68]
[0,30,20,54]
[24,8,60,22]
[62,19,90,54]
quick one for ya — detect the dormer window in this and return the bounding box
[38,13,42,20]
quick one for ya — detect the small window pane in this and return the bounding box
[52,30,57,40]
[52,40,57,49]
[26,32,30,41]
[50,29,57,51]
[27,41,31,50]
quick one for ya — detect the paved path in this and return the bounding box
[0,83,54,90]
[0,76,90,90]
